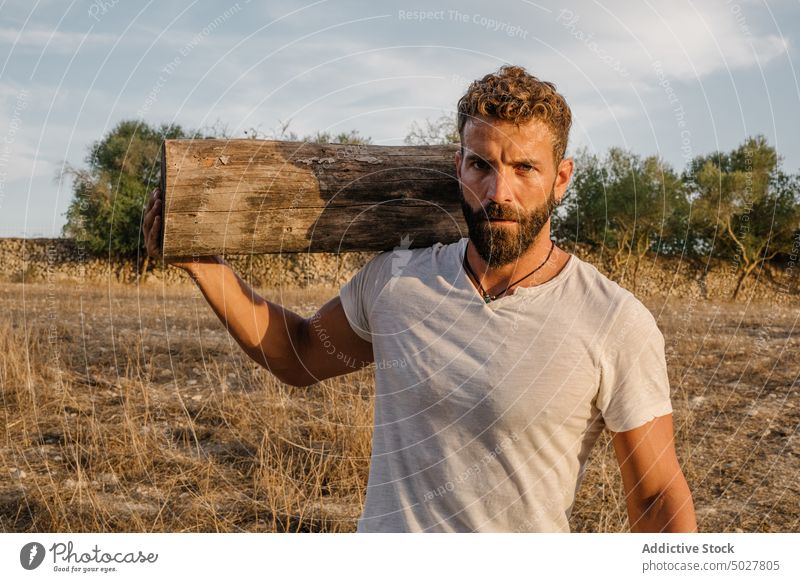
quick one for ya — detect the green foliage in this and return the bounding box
[257,119,372,145]
[62,120,190,257]
[556,135,799,296]
[301,129,372,145]
[404,113,460,146]
[686,135,800,297]
[554,148,609,248]
[556,147,691,262]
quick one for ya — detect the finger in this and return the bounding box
[150,216,161,251]
[145,188,160,212]
[143,198,161,233]
[147,213,158,244]
[143,197,157,228]
[145,189,157,210]
[143,203,155,233]
[149,216,162,256]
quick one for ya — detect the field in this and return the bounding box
[0,280,798,532]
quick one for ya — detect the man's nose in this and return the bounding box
[485,168,514,205]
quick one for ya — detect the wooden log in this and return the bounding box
[160,139,466,256]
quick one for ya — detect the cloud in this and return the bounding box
[550,0,788,81]
[0,27,116,52]
[0,141,54,183]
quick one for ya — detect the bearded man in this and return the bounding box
[143,64,697,533]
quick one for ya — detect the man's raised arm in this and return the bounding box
[142,187,374,387]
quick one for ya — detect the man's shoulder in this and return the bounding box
[565,254,653,328]
[346,238,465,290]
[365,237,464,273]
[388,237,464,259]
[567,255,634,302]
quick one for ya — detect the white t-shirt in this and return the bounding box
[339,237,672,532]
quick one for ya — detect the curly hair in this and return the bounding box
[456,65,572,165]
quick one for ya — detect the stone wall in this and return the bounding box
[0,237,373,288]
[0,237,797,303]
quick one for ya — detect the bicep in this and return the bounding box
[294,295,374,386]
[611,414,683,504]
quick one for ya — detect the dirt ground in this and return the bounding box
[0,280,797,532]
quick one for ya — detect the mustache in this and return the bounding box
[472,203,521,222]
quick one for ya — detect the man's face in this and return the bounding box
[455,116,572,268]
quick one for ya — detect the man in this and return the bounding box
[143,65,697,533]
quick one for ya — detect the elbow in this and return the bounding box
[632,483,697,533]
[250,355,318,388]
[288,377,319,388]
[236,315,322,388]
[277,368,317,388]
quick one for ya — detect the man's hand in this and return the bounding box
[612,414,698,533]
[142,187,202,270]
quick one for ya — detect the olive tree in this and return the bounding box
[687,135,800,299]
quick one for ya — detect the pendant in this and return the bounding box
[483,294,493,303]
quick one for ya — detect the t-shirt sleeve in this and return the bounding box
[338,251,394,343]
[596,296,673,433]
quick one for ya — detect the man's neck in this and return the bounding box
[465,229,567,295]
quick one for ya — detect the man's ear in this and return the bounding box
[554,157,574,205]
[455,148,462,182]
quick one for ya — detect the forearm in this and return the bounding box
[180,257,306,381]
[630,480,698,533]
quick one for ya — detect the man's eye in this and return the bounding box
[518,164,534,173]
[473,159,489,170]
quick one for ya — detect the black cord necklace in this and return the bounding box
[463,239,556,303]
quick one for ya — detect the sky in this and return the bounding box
[0,0,798,237]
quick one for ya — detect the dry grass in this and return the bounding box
[0,282,372,532]
[1,282,798,532]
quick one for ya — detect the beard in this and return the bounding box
[459,184,558,268]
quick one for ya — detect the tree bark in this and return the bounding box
[159,139,464,256]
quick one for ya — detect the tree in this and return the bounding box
[62,120,190,266]
[554,147,610,250]
[687,135,800,299]
[258,118,372,145]
[302,129,372,145]
[606,150,689,291]
[404,113,460,146]
[556,147,690,291]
